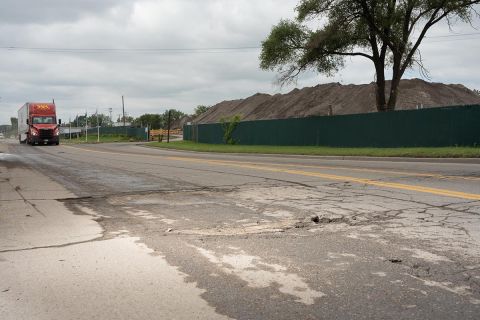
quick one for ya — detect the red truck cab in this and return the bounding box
[18,103,61,145]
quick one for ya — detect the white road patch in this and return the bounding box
[402,248,452,264]
[327,252,357,259]
[372,272,387,277]
[126,208,159,220]
[194,246,325,305]
[408,288,428,296]
[109,229,130,236]
[410,275,480,305]
[76,205,111,218]
[160,218,178,225]
[263,210,293,218]
[0,153,17,160]
[0,237,230,320]
[465,265,480,270]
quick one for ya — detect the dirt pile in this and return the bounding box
[194,79,480,124]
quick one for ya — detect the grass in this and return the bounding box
[147,141,480,158]
[61,134,144,144]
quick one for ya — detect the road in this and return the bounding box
[1,140,480,319]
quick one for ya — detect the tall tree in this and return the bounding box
[260,0,480,111]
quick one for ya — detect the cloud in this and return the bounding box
[0,0,133,24]
[0,1,479,124]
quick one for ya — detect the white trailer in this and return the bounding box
[17,103,29,143]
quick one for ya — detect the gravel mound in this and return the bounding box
[194,79,480,124]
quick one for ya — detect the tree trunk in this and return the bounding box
[375,78,387,112]
[387,76,401,111]
[387,55,403,111]
[374,63,388,112]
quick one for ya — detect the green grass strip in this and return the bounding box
[147,141,480,158]
[62,134,144,144]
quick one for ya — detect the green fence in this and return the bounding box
[184,105,480,147]
[86,126,149,140]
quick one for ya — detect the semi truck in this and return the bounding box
[18,102,61,145]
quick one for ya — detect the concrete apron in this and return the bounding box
[0,147,229,320]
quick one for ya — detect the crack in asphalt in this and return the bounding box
[6,182,47,218]
[20,148,317,195]
[0,236,106,253]
[5,143,480,309]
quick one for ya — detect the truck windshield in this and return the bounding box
[32,117,55,124]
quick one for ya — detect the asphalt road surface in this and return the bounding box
[1,140,480,319]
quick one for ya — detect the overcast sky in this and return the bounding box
[1,0,479,125]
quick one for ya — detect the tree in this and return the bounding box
[260,0,480,111]
[194,105,211,117]
[8,117,18,136]
[75,115,87,127]
[87,113,111,127]
[162,109,185,128]
[474,89,480,95]
[220,114,242,145]
[134,113,164,129]
[116,115,134,125]
[10,117,18,129]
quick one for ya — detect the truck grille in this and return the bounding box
[39,129,54,139]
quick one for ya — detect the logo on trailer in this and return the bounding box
[35,104,50,111]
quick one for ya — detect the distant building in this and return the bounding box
[112,122,132,127]
[59,127,82,134]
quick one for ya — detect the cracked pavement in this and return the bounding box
[1,140,480,319]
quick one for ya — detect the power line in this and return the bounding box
[425,32,480,38]
[0,32,478,54]
[425,35,480,43]
[0,45,261,54]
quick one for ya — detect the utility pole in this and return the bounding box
[122,95,126,136]
[85,109,88,142]
[167,109,171,143]
[108,108,113,126]
[96,108,100,143]
[69,117,72,140]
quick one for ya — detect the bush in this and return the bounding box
[220,115,242,145]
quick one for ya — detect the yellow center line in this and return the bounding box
[61,145,480,182]
[60,145,480,200]
[167,156,480,201]
[171,156,480,181]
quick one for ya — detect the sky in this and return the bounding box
[0,0,479,125]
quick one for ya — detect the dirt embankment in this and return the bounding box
[194,79,480,124]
